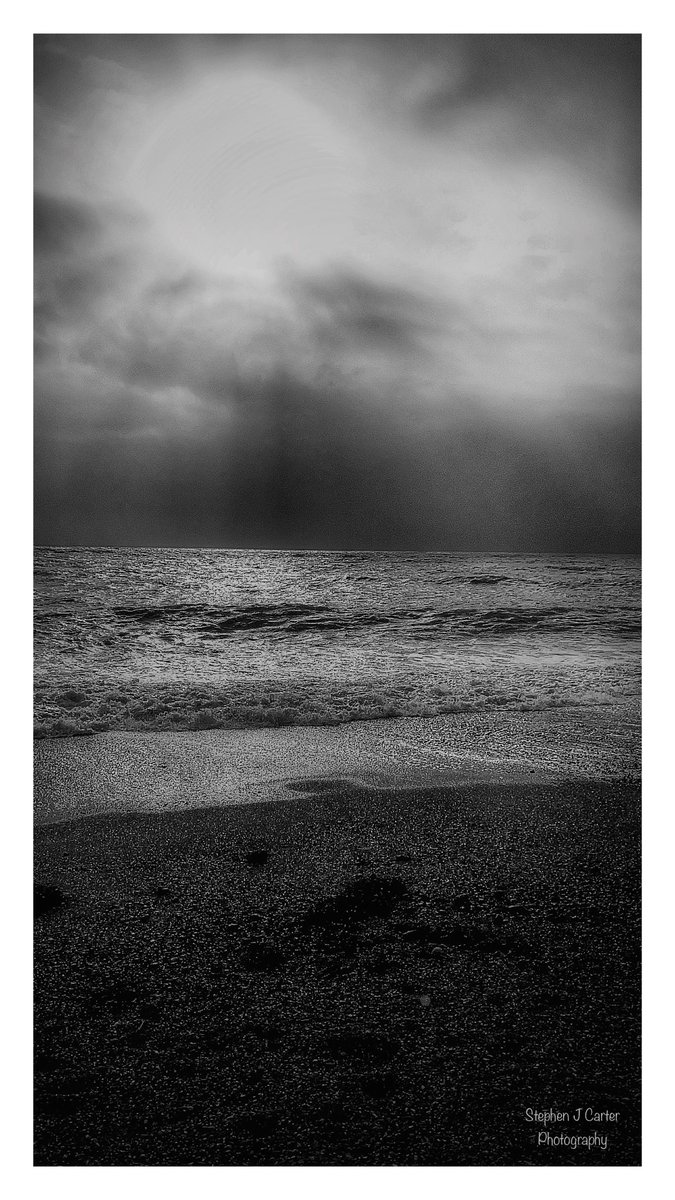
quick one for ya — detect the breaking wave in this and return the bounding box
[33,666,636,740]
[34,548,640,739]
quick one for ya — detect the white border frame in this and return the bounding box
[5,5,672,1197]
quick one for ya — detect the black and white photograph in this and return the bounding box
[32,26,642,1170]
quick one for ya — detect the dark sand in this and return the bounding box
[34,778,640,1166]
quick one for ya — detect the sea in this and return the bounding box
[34,548,640,740]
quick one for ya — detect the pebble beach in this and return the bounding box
[34,749,640,1166]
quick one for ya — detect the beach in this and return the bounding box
[33,551,641,1165]
[33,27,642,1176]
[34,713,640,1166]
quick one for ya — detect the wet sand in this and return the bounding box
[34,705,639,824]
[34,772,640,1166]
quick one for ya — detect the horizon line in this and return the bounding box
[34,545,641,555]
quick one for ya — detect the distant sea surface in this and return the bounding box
[34,549,640,738]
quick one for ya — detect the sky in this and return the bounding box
[34,34,640,550]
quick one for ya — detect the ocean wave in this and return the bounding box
[92,601,639,640]
[34,550,640,740]
[33,669,634,739]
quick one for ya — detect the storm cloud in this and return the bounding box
[34,35,640,550]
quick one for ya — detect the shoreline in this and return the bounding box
[34,705,640,826]
[34,777,641,1166]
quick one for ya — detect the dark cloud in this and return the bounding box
[287,268,449,356]
[33,36,640,551]
[408,35,641,203]
[34,347,640,552]
[33,186,640,551]
[34,192,157,365]
[34,192,103,255]
[34,204,450,405]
